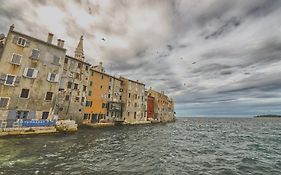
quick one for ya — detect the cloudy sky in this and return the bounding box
[1,0,281,117]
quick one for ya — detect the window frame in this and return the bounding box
[45,91,53,101]
[30,49,40,60]
[10,53,22,65]
[0,97,10,109]
[4,74,16,86]
[17,37,27,47]
[19,88,30,99]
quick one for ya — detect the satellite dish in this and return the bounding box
[0,34,5,40]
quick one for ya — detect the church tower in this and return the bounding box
[75,35,84,61]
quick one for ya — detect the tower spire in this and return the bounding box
[75,35,84,61]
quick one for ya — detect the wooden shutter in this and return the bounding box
[54,74,59,82]
[32,69,38,78]
[0,73,6,85]
[23,68,28,77]
[14,76,21,86]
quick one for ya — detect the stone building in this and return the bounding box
[55,36,91,123]
[148,89,175,122]
[0,25,66,127]
[83,64,123,123]
[120,77,147,124]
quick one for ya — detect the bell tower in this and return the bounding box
[75,35,84,61]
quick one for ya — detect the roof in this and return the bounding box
[120,76,145,86]
[10,30,66,51]
[66,55,91,65]
[90,68,122,81]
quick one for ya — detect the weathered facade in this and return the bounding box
[148,89,175,122]
[146,91,155,120]
[0,25,66,126]
[120,77,147,124]
[55,36,90,124]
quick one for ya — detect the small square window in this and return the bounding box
[45,92,53,101]
[77,63,82,68]
[10,54,22,65]
[64,58,68,64]
[0,98,9,108]
[74,83,78,90]
[65,95,70,101]
[5,75,16,85]
[20,88,30,98]
[88,91,92,96]
[67,82,72,89]
[17,37,26,47]
[42,112,49,119]
[31,49,40,59]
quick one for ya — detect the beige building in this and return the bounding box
[56,36,91,124]
[0,25,66,127]
[120,77,147,123]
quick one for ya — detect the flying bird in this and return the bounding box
[192,62,196,64]
[101,38,105,41]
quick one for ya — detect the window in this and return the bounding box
[0,97,9,108]
[75,73,80,79]
[110,78,112,82]
[91,71,94,76]
[88,91,92,96]
[31,49,40,60]
[77,62,82,68]
[134,103,137,107]
[74,83,78,90]
[17,37,26,47]
[45,92,53,101]
[100,85,102,89]
[83,85,87,92]
[134,112,137,119]
[81,97,85,103]
[108,94,111,98]
[10,53,22,65]
[109,86,111,90]
[20,88,30,98]
[5,75,16,85]
[52,56,60,65]
[65,95,70,101]
[128,93,131,98]
[86,101,92,107]
[47,73,59,82]
[89,81,93,86]
[85,66,89,71]
[120,96,122,100]
[16,111,29,119]
[23,68,38,78]
[84,113,89,120]
[64,58,68,64]
[127,112,130,116]
[101,74,104,79]
[42,112,49,119]
[67,82,72,89]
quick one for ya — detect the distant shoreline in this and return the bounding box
[254,115,281,118]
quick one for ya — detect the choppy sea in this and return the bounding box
[0,117,281,175]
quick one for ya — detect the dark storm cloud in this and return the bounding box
[1,0,281,117]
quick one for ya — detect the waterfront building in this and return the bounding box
[148,89,175,122]
[146,90,155,120]
[120,77,147,124]
[0,25,66,127]
[55,36,91,124]
[84,63,123,124]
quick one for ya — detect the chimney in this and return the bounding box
[47,33,54,44]
[57,39,61,47]
[60,40,65,48]
[9,24,14,31]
